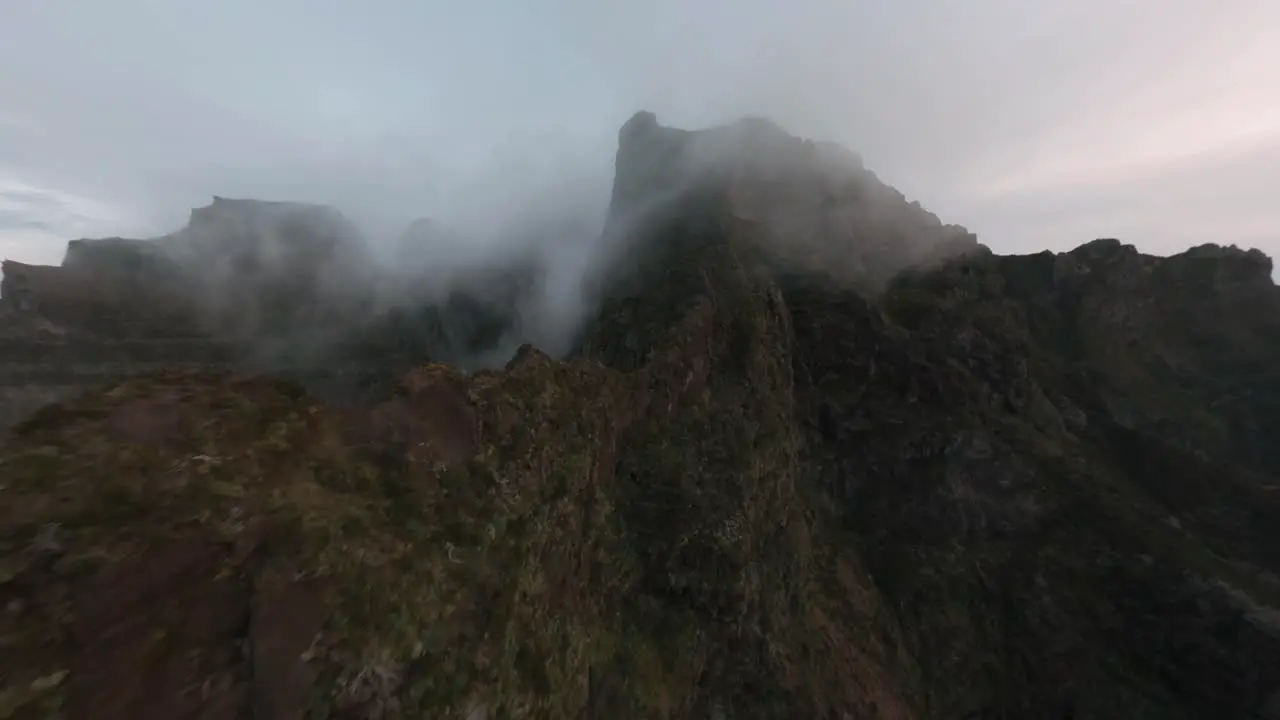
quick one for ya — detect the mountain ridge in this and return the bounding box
[0,112,1278,719]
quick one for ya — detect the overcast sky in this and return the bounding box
[1,0,1278,270]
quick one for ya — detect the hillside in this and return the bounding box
[1,113,1278,719]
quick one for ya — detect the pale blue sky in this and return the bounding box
[1,0,1278,268]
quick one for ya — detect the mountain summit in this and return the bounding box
[1,113,1278,719]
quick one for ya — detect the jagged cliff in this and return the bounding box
[1,113,1279,719]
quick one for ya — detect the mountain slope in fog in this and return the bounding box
[1,113,1279,719]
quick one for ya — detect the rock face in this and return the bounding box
[1,112,1279,719]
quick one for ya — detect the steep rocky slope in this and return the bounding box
[1,113,1279,719]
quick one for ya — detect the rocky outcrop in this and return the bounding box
[1,112,1279,719]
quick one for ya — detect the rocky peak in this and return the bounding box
[0,243,199,339]
[618,109,660,142]
[605,111,981,295]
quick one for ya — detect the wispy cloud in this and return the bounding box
[959,3,1280,203]
[0,173,155,265]
[0,0,1277,267]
